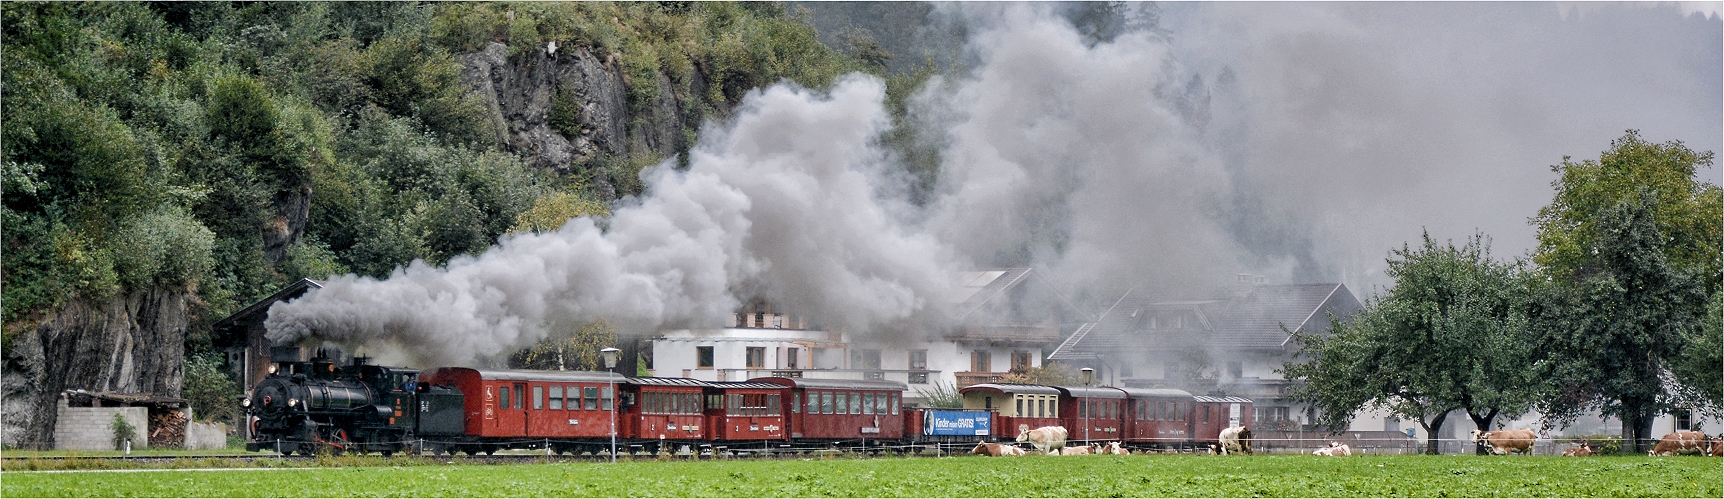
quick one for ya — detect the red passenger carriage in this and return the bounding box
[1057,386,1127,443]
[420,367,624,454]
[705,381,788,442]
[1121,388,1195,449]
[753,377,906,441]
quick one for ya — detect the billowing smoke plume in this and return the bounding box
[267,77,959,366]
[270,3,1719,365]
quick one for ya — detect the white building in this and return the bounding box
[647,269,1091,404]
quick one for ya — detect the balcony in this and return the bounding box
[954,371,1004,388]
[711,368,942,385]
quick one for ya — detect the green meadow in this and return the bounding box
[4,454,1719,497]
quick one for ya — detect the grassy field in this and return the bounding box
[3,454,1718,497]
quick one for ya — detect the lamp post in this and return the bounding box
[601,347,621,463]
[1080,367,1095,444]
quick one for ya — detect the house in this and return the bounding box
[211,278,325,392]
[649,268,1092,403]
[1048,280,1363,431]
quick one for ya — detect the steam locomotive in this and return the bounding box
[243,355,1252,456]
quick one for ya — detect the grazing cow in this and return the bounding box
[1312,442,1351,456]
[1017,426,1069,455]
[970,442,1026,456]
[1217,426,1253,455]
[1561,442,1592,456]
[1470,429,1537,455]
[1649,431,1708,456]
[1710,438,1722,457]
[1095,441,1130,455]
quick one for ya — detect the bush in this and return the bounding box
[111,413,137,450]
[183,351,240,425]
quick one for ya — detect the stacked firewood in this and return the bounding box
[148,411,188,448]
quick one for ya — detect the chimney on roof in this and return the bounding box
[1231,273,1266,298]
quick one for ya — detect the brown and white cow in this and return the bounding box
[1709,437,1722,457]
[1017,426,1069,455]
[971,442,1027,456]
[1312,441,1351,456]
[1470,429,1537,455]
[1560,442,1592,456]
[1217,426,1253,455]
[1649,431,1708,456]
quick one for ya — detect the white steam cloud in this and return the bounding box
[269,3,1719,365]
[267,77,958,366]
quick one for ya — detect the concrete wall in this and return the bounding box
[53,397,146,451]
[185,422,229,450]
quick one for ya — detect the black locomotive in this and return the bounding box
[242,354,462,455]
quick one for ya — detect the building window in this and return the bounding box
[858,349,882,370]
[785,347,800,369]
[1011,351,1033,371]
[1675,409,1694,431]
[1226,361,1242,379]
[697,346,714,369]
[746,347,765,369]
[908,372,928,384]
[909,350,927,370]
[972,350,991,372]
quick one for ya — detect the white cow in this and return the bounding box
[1095,441,1130,455]
[1017,425,1069,455]
[1312,442,1351,456]
[1217,426,1253,455]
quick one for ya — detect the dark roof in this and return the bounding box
[1055,386,1127,399]
[627,377,711,387]
[706,382,789,390]
[959,383,1061,396]
[1118,388,1194,399]
[212,278,324,333]
[749,377,909,391]
[1049,283,1361,360]
[951,268,1091,322]
[1193,395,1253,403]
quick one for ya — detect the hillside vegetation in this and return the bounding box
[1,1,934,442]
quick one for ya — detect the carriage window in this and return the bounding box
[807,391,818,414]
[513,385,523,409]
[499,385,511,410]
[1203,405,1210,423]
[768,394,782,415]
[1037,399,1046,418]
[549,386,563,410]
[821,391,834,414]
[890,394,898,415]
[602,386,614,411]
[533,386,544,410]
[793,392,801,413]
[566,386,577,410]
[1078,400,1087,418]
[585,387,599,410]
[1177,402,1185,421]
[850,392,861,414]
[1016,398,1024,416]
[862,393,875,415]
[877,393,888,415]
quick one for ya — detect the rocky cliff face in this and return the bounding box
[460,41,711,200]
[2,288,190,448]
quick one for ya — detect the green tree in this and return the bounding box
[1532,192,1705,454]
[1283,232,1538,454]
[183,352,241,424]
[508,321,618,372]
[1668,291,1722,415]
[508,191,611,235]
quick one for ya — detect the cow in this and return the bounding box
[1217,426,1253,455]
[1312,442,1351,456]
[1560,442,1592,456]
[970,442,1026,456]
[1057,445,1092,455]
[1710,437,1723,457]
[1649,431,1708,456]
[1470,429,1537,455]
[1095,441,1130,455]
[1017,425,1069,455]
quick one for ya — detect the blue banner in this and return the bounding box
[924,410,992,436]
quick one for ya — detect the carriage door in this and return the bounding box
[1228,403,1241,428]
[518,383,532,435]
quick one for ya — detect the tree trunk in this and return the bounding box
[1468,408,1499,455]
[1422,412,1449,455]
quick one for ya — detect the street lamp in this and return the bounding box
[1081,367,1095,444]
[601,347,621,463]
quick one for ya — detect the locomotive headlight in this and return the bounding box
[241,398,252,408]
[288,398,299,408]
[268,364,278,374]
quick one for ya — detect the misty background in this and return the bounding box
[271,2,1722,364]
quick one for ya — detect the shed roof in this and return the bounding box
[455,368,625,383]
[959,383,1062,396]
